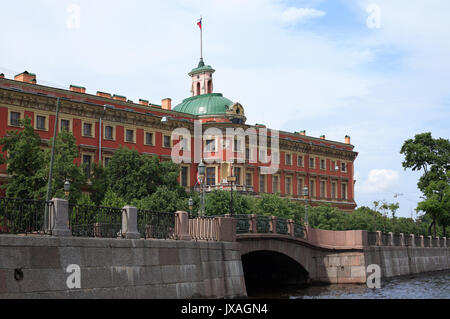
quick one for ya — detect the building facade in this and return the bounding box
[0,60,358,211]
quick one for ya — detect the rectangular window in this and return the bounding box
[259,175,265,192]
[36,115,46,130]
[286,177,292,195]
[233,167,241,184]
[310,180,315,197]
[298,179,303,196]
[320,181,326,198]
[104,157,111,167]
[125,129,134,143]
[331,182,337,199]
[297,155,303,167]
[272,176,279,193]
[145,132,153,145]
[205,139,215,152]
[83,155,92,178]
[246,173,252,186]
[342,183,347,200]
[83,123,92,137]
[105,126,113,140]
[60,119,70,132]
[259,149,266,162]
[163,135,171,148]
[309,157,315,168]
[341,162,347,172]
[272,151,279,164]
[206,167,215,186]
[286,154,292,166]
[233,139,242,152]
[320,159,326,170]
[245,148,250,160]
[181,166,188,187]
[10,111,20,126]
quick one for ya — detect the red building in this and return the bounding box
[0,60,358,211]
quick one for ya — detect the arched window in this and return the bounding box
[196,82,201,96]
[207,80,212,94]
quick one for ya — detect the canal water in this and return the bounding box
[248,270,450,299]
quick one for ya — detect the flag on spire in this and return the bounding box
[197,18,202,29]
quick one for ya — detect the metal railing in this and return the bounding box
[423,237,430,247]
[256,215,270,233]
[188,216,219,241]
[276,218,289,235]
[69,204,124,238]
[415,236,422,247]
[235,214,251,234]
[137,210,175,239]
[382,233,390,246]
[293,223,305,239]
[368,232,377,246]
[404,235,412,246]
[394,234,402,246]
[432,237,438,247]
[0,197,53,235]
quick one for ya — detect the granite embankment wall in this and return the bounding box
[0,235,247,298]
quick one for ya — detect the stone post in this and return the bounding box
[409,234,415,247]
[217,216,236,242]
[270,216,277,234]
[400,233,405,247]
[175,211,191,241]
[443,237,447,248]
[250,214,257,233]
[419,235,424,247]
[287,219,295,237]
[388,232,394,246]
[376,231,382,246]
[50,198,72,237]
[427,235,432,247]
[435,237,440,247]
[122,206,140,239]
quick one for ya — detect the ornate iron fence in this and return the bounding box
[415,236,422,247]
[256,215,270,233]
[423,237,430,247]
[382,233,390,246]
[439,237,445,247]
[293,223,305,239]
[235,214,250,234]
[368,232,377,246]
[404,235,412,246]
[69,204,123,238]
[137,210,175,239]
[432,237,438,247]
[0,197,53,235]
[394,234,402,246]
[276,218,288,235]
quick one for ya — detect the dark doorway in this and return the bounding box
[242,250,309,297]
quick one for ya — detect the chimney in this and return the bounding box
[345,135,351,144]
[320,135,325,140]
[0,73,5,79]
[162,98,172,110]
[14,71,36,84]
[139,99,149,106]
[113,94,127,102]
[69,85,86,94]
[96,91,112,99]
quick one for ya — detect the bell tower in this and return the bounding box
[189,59,215,96]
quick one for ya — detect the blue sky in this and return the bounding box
[1,0,449,217]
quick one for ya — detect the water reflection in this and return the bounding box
[249,270,450,299]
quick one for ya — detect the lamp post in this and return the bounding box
[198,161,205,217]
[303,186,309,225]
[227,175,237,216]
[64,180,71,200]
[188,197,193,217]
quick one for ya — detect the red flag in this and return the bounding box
[197,18,202,29]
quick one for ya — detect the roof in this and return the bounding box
[172,93,234,116]
[188,59,215,76]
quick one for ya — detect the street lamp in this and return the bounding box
[64,180,71,200]
[227,175,237,216]
[198,161,205,217]
[188,197,193,217]
[303,186,309,225]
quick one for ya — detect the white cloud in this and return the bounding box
[281,7,326,23]
[359,169,400,193]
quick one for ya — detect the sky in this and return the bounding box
[1,0,449,218]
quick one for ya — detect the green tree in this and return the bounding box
[90,163,108,205]
[132,186,188,213]
[105,147,182,203]
[100,188,127,208]
[36,129,87,203]
[0,117,45,199]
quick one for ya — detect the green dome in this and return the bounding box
[173,93,234,116]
